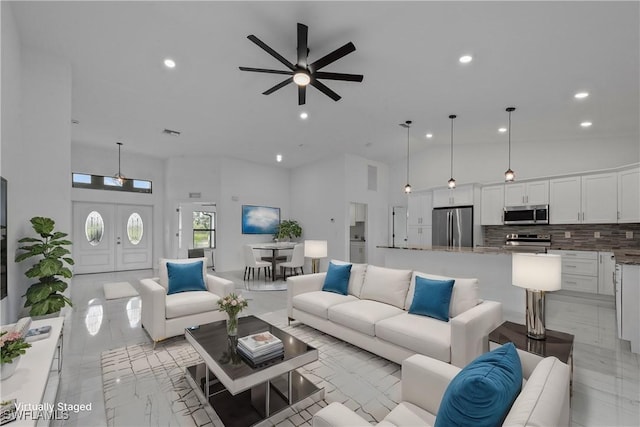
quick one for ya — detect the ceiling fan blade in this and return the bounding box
[310,79,341,102]
[239,67,293,75]
[298,85,306,105]
[247,35,296,71]
[262,77,293,95]
[309,42,356,72]
[314,71,363,82]
[297,23,308,67]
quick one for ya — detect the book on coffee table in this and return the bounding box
[238,331,283,356]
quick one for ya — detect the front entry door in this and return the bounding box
[73,202,153,274]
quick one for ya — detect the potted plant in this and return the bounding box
[273,220,302,241]
[0,330,31,379]
[15,217,74,317]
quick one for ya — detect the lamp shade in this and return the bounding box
[304,240,327,258]
[512,253,561,291]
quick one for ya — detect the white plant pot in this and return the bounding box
[0,355,21,380]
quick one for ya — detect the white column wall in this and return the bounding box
[1,3,72,323]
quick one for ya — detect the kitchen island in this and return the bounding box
[377,245,525,321]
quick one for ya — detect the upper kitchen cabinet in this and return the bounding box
[349,203,366,226]
[433,184,474,207]
[550,173,617,224]
[504,180,549,206]
[481,184,504,225]
[618,167,640,222]
[407,191,432,226]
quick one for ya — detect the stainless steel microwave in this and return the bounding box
[503,205,549,225]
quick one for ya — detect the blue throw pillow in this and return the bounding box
[408,276,455,321]
[435,342,523,427]
[167,261,207,295]
[322,262,352,295]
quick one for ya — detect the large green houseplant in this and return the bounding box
[15,217,74,316]
[274,219,303,241]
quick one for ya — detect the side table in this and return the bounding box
[489,321,574,395]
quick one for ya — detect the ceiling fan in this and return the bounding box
[239,23,364,105]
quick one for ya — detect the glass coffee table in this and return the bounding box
[184,315,322,427]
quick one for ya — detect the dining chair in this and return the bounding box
[279,243,304,279]
[243,244,271,280]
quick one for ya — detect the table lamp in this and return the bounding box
[304,240,327,274]
[512,253,562,340]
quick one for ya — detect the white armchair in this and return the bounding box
[313,350,571,427]
[139,258,235,342]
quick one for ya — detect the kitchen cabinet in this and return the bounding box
[616,263,640,354]
[350,241,366,263]
[549,173,617,224]
[433,184,474,207]
[548,249,615,296]
[349,203,366,226]
[407,226,432,247]
[504,180,549,206]
[407,191,432,226]
[618,167,640,222]
[481,184,504,225]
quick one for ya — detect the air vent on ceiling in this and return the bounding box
[162,128,181,136]
[189,192,201,199]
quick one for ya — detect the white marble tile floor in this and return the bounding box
[50,269,638,426]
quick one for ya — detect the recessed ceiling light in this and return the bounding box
[425,133,433,139]
[580,121,592,128]
[299,112,308,119]
[276,154,283,162]
[574,92,589,99]
[459,55,473,64]
[498,127,507,133]
[164,58,176,68]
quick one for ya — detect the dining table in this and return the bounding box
[252,242,296,281]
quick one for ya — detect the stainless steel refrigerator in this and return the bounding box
[432,206,474,247]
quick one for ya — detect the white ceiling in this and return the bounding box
[10,1,640,169]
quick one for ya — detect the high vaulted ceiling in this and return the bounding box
[9,1,640,168]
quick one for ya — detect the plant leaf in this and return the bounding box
[51,232,68,239]
[63,257,75,265]
[31,217,55,235]
[49,239,72,246]
[17,237,43,243]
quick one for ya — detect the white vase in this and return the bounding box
[0,355,21,380]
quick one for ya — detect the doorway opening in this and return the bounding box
[349,202,367,263]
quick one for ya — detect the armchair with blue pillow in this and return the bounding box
[139,257,235,342]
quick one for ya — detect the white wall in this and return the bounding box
[344,154,389,266]
[1,2,22,324]
[0,4,72,323]
[70,143,165,270]
[164,155,290,271]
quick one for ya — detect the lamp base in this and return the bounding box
[311,258,320,274]
[525,289,547,340]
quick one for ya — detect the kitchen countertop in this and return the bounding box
[377,245,640,265]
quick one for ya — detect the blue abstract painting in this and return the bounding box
[242,205,280,234]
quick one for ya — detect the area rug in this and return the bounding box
[101,310,401,426]
[103,281,138,300]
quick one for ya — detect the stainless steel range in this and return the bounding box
[503,234,551,253]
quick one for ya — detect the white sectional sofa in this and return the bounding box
[287,262,503,368]
[313,350,571,427]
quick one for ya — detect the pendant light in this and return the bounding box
[114,142,126,185]
[447,115,457,189]
[400,120,413,193]
[505,107,516,182]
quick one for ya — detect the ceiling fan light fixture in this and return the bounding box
[293,71,311,86]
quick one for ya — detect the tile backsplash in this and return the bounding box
[483,223,640,250]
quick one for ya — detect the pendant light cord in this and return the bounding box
[449,116,455,178]
[406,125,410,184]
[508,109,512,170]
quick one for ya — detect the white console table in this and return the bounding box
[1,317,64,426]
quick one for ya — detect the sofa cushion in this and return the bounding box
[322,262,352,295]
[330,259,367,297]
[376,313,451,363]
[435,342,522,427]
[292,291,357,319]
[383,402,435,427]
[405,272,479,318]
[159,257,207,290]
[328,300,404,336]
[167,261,207,295]
[165,290,220,319]
[408,276,455,322]
[360,265,412,309]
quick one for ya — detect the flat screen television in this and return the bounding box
[1,177,6,300]
[241,205,280,235]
